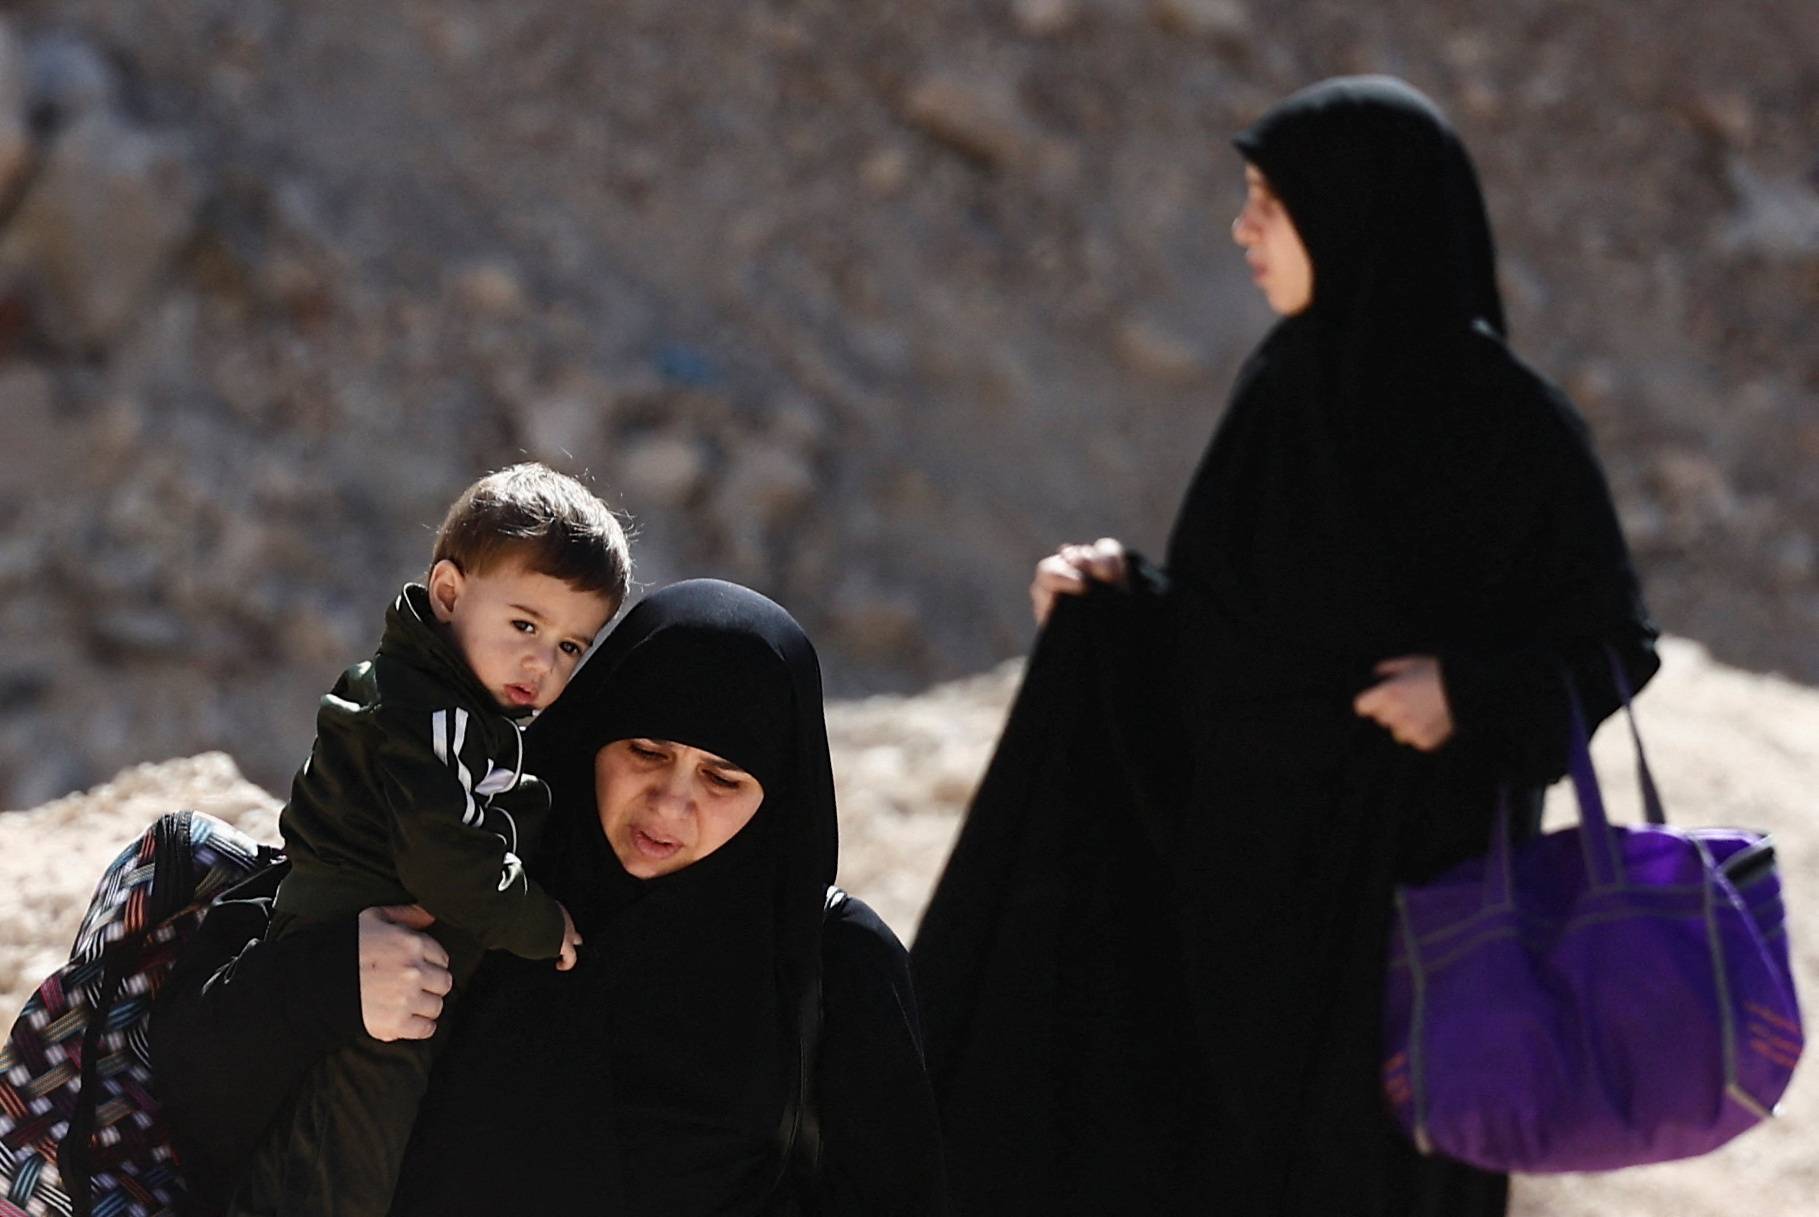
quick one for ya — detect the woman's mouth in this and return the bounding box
[631,826,683,860]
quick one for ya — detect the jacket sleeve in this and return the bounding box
[367,702,567,959]
[149,875,361,1213]
[812,898,951,1217]
[1438,383,1661,787]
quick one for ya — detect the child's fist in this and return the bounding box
[556,902,583,971]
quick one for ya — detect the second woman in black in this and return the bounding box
[912,76,1659,1217]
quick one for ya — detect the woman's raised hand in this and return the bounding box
[1353,656,1455,751]
[357,904,452,1042]
[1030,537,1130,625]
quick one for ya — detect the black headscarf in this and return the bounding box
[1233,75,1503,339]
[393,579,839,1217]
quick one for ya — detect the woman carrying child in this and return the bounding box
[154,579,948,1216]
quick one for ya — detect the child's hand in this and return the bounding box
[556,902,582,971]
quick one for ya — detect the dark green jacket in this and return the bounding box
[274,585,564,963]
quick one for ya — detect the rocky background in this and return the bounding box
[0,0,1813,807]
[3,636,1816,1214]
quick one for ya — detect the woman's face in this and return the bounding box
[1231,164,1314,315]
[595,738,766,878]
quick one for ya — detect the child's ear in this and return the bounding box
[427,559,465,623]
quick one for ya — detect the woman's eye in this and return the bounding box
[628,742,665,761]
[704,770,741,792]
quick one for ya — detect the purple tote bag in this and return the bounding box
[1382,664,1803,1172]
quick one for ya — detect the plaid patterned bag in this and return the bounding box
[0,811,277,1217]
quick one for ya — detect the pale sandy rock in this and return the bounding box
[88,607,191,658]
[719,439,816,525]
[22,31,116,129]
[0,535,40,591]
[1012,0,1083,38]
[618,433,710,508]
[1721,161,1819,257]
[1114,316,1207,383]
[1150,0,1252,42]
[1768,532,1816,588]
[1650,449,1740,538]
[1687,90,1757,146]
[766,394,830,450]
[0,109,199,350]
[518,382,611,466]
[827,581,924,665]
[0,20,30,202]
[859,145,912,196]
[451,261,527,316]
[902,69,1045,172]
[0,364,59,489]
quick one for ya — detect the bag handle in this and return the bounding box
[1483,790,1518,908]
[1486,649,1661,902]
[1605,647,1666,828]
[1564,674,1627,889]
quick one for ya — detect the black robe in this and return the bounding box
[911,77,1659,1217]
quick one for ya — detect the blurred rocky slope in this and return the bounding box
[2,636,1815,1214]
[0,0,1814,806]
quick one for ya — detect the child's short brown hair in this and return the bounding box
[431,463,631,604]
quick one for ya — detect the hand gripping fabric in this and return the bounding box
[1382,659,1802,1172]
[0,811,278,1217]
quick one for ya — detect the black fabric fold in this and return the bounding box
[912,592,1207,1216]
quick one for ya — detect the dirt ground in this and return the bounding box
[2,635,1813,1213]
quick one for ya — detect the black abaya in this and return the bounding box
[912,77,1659,1217]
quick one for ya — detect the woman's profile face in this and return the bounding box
[1231,164,1314,315]
[595,738,766,878]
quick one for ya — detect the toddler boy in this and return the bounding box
[230,463,630,1217]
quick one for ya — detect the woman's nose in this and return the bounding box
[1231,212,1250,246]
[650,768,694,816]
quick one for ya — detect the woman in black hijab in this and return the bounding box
[911,77,1658,1217]
[156,580,947,1216]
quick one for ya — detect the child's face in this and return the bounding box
[427,558,616,713]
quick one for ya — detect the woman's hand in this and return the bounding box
[357,904,452,1042]
[1353,656,1455,751]
[1030,537,1129,625]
